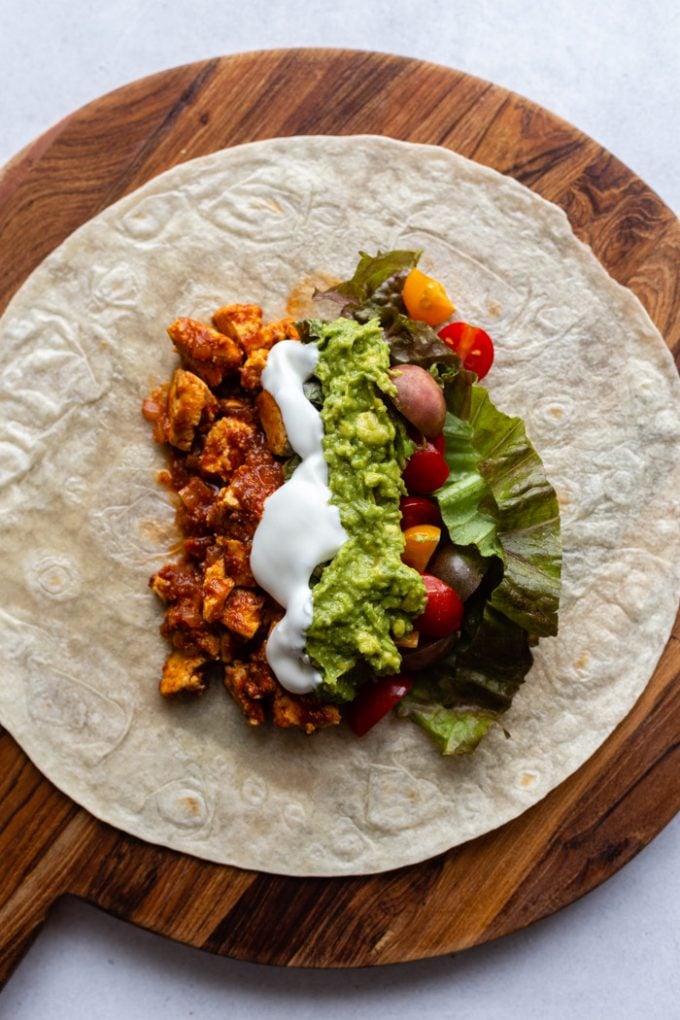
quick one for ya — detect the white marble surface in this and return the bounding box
[1,1,678,1017]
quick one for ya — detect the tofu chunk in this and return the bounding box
[222,588,264,639]
[167,317,243,387]
[213,452,283,518]
[239,347,269,391]
[259,317,300,348]
[224,654,276,725]
[212,304,264,355]
[272,689,341,733]
[256,390,290,455]
[202,558,235,623]
[198,416,258,480]
[159,651,208,697]
[166,368,217,451]
[220,538,257,587]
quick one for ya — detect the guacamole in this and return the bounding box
[305,318,426,700]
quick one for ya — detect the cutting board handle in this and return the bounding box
[0,730,94,987]
[0,883,55,988]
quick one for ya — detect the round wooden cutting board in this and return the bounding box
[0,49,678,983]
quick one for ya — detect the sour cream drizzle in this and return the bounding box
[250,340,347,694]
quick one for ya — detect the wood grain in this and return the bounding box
[0,49,678,983]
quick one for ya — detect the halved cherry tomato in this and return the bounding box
[402,268,455,327]
[346,675,414,736]
[399,495,441,530]
[414,575,464,637]
[438,322,495,380]
[402,524,441,572]
[403,441,450,494]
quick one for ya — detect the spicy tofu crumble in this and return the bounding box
[143,304,341,734]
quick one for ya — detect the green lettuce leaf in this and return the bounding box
[398,698,499,755]
[384,314,460,372]
[466,386,562,637]
[447,603,534,710]
[325,249,421,307]
[296,318,324,344]
[404,380,561,754]
[436,412,500,559]
[437,386,561,638]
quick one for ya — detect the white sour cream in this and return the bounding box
[249,340,347,694]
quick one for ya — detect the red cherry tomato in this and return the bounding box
[438,322,495,380]
[415,575,464,638]
[346,675,414,736]
[405,427,446,456]
[403,442,450,494]
[399,496,441,530]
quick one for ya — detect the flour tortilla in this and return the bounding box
[0,135,678,876]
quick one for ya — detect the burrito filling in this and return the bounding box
[145,250,562,755]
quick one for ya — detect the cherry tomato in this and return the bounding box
[402,524,441,572]
[405,427,445,456]
[399,495,441,530]
[346,675,414,737]
[402,268,455,327]
[403,442,450,494]
[438,322,495,380]
[414,574,464,638]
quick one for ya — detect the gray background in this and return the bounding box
[1,1,678,1017]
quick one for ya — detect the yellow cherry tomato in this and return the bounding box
[401,524,441,572]
[402,268,455,327]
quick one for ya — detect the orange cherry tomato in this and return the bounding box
[402,524,441,572]
[438,322,495,380]
[402,268,455,327]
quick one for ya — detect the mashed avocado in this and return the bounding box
[305,318,426,700]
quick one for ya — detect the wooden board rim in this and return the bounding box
[0,48,678,980]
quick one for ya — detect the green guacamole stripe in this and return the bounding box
[305,318,426,701]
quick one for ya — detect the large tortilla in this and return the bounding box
[0,135,678,876]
